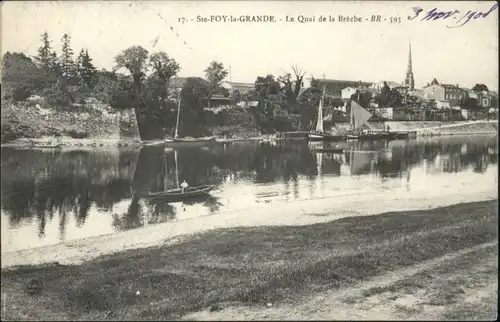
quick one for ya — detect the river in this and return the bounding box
[1,135,498,255]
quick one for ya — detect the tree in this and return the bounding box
[350,90,372,109]
[230,89,241,105]
[76,49,97,88]
[2,52,45,101]
[114,46,156,140]
[149,52,180,85]
[204,61,228,108]
[60,33,75,81]
[460,97,479,110]
[374,81,392,107]
[179,77,211,137]
[254,74,280,97]
[277,72,294,102]
[115,46,149,82]
[291,65,306,97]
[310,77,320,91]
[472,84,489,92]
[149,52,180,102]
[34,32,52,70]
[204,61,228,90]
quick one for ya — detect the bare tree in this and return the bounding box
[291,64,306,97]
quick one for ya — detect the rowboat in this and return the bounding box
[309,147,344,154]
[30,143,64,149]
[165,136,216,146]
[145,184,214,202]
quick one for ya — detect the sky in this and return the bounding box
[1,1,498,90]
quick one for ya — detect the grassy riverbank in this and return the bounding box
[1,200,497,320]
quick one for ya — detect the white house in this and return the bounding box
[341,87,358,100]
[375,107,394,120]
[436,100,451,110]
[221,81,255,94]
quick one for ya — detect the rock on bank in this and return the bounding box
[1,102,140,143]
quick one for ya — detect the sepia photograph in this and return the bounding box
[1,0,498,320]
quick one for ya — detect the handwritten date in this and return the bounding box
[408,3,498,28]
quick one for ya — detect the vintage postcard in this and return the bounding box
[1,0,498,320]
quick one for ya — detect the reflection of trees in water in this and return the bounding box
[111,195,223,232]
[182,195,223,214]
[1,148,138,238]
[112,195,143,231]
[343,137,497,178]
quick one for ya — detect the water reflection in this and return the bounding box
[1,135,497,252]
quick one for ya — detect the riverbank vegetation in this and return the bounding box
[1,200,497,320]
[1,32,327,142]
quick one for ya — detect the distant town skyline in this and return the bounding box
[2,1,498,91]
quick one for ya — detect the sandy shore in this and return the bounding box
[1,184,496,269]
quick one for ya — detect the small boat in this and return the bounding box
[145,184,214,202]
[142,150,215,202]
[31,143,64,149]
[310,147,344,154]
[165,136,216,145]
[309,132,345,142]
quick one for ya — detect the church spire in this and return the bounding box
[407,43,412,74]
[404,42,415,90]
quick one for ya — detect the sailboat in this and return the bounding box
[164,93,216,146]
[308,85,345,142]
[145,150,214,202]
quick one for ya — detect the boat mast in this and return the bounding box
[174,78,181,139]
[350,101,355,131]
[164,156,168,192]
[174,149,180,188]
[315,83,326,133]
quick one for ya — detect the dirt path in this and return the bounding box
[183,241,498,321]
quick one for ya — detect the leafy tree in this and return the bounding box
[230,89,241,105]
[472,84,489,92]
[255,74,280,97]
[388,88,403,107]
[114,46,149,82]
[149,52,180,87]
[204,61,228,90]
[1,52,45,102]
[350,90,372,109]
[460,97,479,110]
[204,61,228,108]
[148,52,180,107]
[114,46,157,140]
[277,73,294,103]
[179,77,211,137]
[374,81,402,107]
[309,77,320,91]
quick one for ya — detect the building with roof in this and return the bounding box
[423,78,468,106]
[220,81,255,95]
[369,81,403,93]
[168,77,191,92]
[341,87,375,101]
[316,79,373,99]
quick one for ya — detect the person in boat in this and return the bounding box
[181,180,189,193]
